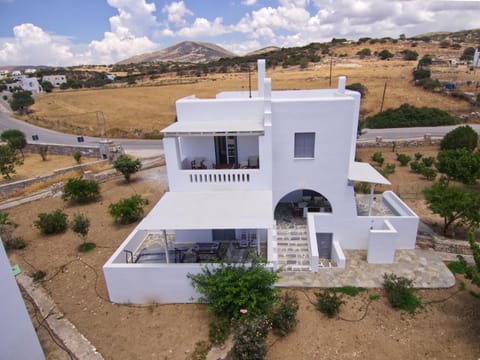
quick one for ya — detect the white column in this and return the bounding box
[163,230,170,264]
[368,183,376,216]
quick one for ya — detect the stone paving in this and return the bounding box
[276,249,456,289]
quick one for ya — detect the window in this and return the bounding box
[294,132,315,158]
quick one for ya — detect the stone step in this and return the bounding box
[277,248,309,254]
[279,264,311,272]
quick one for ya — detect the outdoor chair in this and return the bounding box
[191,157,205,169]
[248,156,259,168]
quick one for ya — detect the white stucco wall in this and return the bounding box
[0,242,44,359]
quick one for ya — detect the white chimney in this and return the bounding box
[338,76,346,94]
[257,59,265,97]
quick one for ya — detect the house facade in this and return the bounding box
[42,75,67,87]
[104,59,419,304]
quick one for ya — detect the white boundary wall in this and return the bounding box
[0,241,44,359]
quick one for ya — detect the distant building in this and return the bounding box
[474,48,479,67]
[11,70,22,80]
[105,74,116,81]
[0,70,9,79]
[42,75,67,87]
[24,68,36,74]
[20,77,42,94]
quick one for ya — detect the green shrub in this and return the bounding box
[191,341,211,360]
[365,103,457,129]
[62,178,100,203]
[396,153,411,166]
[346,82,368,97]
[447,255,468,274]
[413,68,431,80]
[372,152,384,165]
[336,286,365,297]
[188,258,280,320]
[108,195,148,224]
[410,161,423,173]
[208,317,230,345]
[271,292,299,337]
[315,290,344,318]
[383,163,396,176]
[441,125,478,151]
[369,294,381,301]
[113,154,142,182]
[421,156,435,167]
[230,315,271,360]
[3,236,26,250]
[420,166,437,181]
[32,270,46,282]
[73,151,82,164]
[382,273,421,314]
[414,152,423,160]
[34,209,68,235]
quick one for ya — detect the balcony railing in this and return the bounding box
[188,169,253,184]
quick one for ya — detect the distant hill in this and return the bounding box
[412,29,480,44]
[246,46,281,56]
[117,41,236,64]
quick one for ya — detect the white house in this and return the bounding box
[103,59,419,304]
[42,75,67,87]
[20,77,42,94]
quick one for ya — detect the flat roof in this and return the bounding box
[162,120,264,136]
[138,190,274,230]
[348,161,391,185]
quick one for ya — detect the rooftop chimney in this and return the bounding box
[257,59,265,97]
[338,76,346,94]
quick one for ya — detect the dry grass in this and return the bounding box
[0,153,101,184]
[26,42,480,138]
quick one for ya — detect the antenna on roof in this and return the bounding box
[248,63,252,98]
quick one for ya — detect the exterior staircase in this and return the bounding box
[276,224,311,271]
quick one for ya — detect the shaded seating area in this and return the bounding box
[130,247,187,264]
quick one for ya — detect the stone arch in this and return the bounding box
[274,189,332,223]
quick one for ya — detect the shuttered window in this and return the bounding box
[294,132,315,158]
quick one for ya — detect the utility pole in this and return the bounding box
[380,81,387,112]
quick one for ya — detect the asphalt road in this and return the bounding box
[0,110,164,158]
[1,105,480,157]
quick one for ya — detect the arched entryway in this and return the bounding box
[274,189,332,225]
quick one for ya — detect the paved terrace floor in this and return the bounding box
[276,249,456,289]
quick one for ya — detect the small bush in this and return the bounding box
[191,341,211,360]
[62,178,100,204]
[32,270,46,282]
[336,286,365,297]
[414,152,423,160]
[383,163,396,176]
[34,209,68,235]
[420,166,437,181]
[109,195,148,224]
[369,294,381,301]
[383,273,421,314]
[113,154,142,182]
[315,290,344,318]
[421,156,435,167]
[271,292,299,337]
[447,255,468,274]
[3,236,26,250]
[208,317,230,345]
[230,315,271,360]
[73,151,82,164]
[410,161,423,173]
[372,152,384,165]
[396,153,411,166]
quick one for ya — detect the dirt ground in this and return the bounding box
[4,148,480,359]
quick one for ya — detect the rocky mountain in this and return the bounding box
[117,41,237,64]
[246,46,281,56]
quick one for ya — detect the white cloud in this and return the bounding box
[177,17,227,38]
[0,23,76,66]
[162,1,193,26]
[242,0,257,5]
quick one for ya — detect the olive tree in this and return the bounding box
[112,154,142,183]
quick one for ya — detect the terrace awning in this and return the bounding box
[137,190,274,230]
[348,161,391,185]
[162,120,264,136]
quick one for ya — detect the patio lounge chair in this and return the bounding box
[248,156,259,168]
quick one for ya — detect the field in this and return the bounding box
[3,146,479,359]
[23,42,480,138]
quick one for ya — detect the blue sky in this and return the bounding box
[1,0,479,66]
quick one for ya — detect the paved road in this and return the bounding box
[2,106,480,156]
[358,124,480,141]
[0,110,163,158]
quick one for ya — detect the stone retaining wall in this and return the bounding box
[0,160,109,197]
[417,234,472,255]
[357,135,442,148]
[25,143,100,158]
